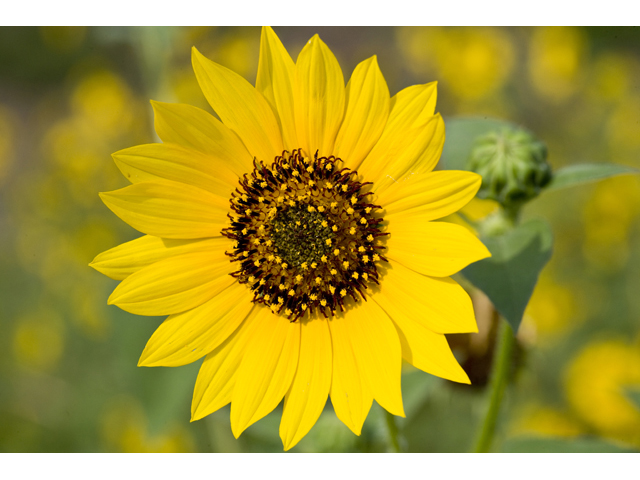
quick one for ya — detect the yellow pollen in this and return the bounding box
[301,262,308,270]
[367,234,374,242]
[253,260,260,267]
[360,217,367,224]
[362,255,369,263]
[330,201,337,208]
[358,246,366,252]
[302,304,307,310]
[318,206,326,212]
[340,289,347,297]
[329,286,336,294]
[352,272,359,279]
[333,249,340,256]
[365,207,372,213]
[342,185,348,192]
[349,226,356,235]
[259,279,266,285]
[295,274,303,283]
[285,308,292,315]
[282,263,288,269]
[321,255,328,262]
[288,200,296,207]
[342,261,350,269]
[321,220,328,227]
[325,238,332,246]
[331,225,338,232]
[363,272,368,280]
[260,181,268,188]
[278,297,284,304]
[373,254,380,261]
[315,277,322,284]
[321,299,327,306]
[310,294,318,301]
[311,262,317,269]
[288,289,295,296]
[326,163,333,171]
[308,180,315,186]
[351,195,358,204]
[248,276,255,282]
[264,294,271,301]
[242,251,249,257]
[242,228,248,235]
[279,284,286,290]
[330,269,337,275]
[347,207,355,215]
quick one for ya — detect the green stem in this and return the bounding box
[472,318,516,453]
[384,410,402,453]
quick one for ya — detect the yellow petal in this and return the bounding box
[191,47,283,162]
[294,35,345,157]
[256,26,299,151]
[334,56,389,169]
[355,81,437,172]
[328,308,373,435]
[90,235,222,281]
[358,114,444,190]
[151,100,253,177]
[376,295,471,384]
[191,310,256,421]
[138,281,253,367]
[344,299,404,417]
[374,260,478,335]
[99,180,228,239]
[107,246,235,316]
[387,218,491,277]
[379,171,482,220]
[112,143,238,197]
[280,318,332,451]
[230,307,300,437]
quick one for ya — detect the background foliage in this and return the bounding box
[1,26,639,452]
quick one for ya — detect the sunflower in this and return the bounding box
[91,26,489,451]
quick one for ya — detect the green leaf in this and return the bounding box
[546,163,640,191]
[461,219,553,333]
[501,435,638,453]
[440,117,523,171]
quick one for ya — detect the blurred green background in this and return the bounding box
[1,26,639,452]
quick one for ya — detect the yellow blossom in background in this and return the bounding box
[582,176,640,271]
[528,27,587,103]
[101,396,194,452]
[511,404,584,439]
[12,309,65,372]
[522,271,581,339]
[397,27,514,102]
[92,26,491,451]
[565,339,640,446]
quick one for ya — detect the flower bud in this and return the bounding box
[467,128,552,209]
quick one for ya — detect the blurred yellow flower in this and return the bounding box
[565,339,640,446]
[92,26,489,450]
[12,310,65,371]
[512,404,584,439]
[523,271,581,339]
[398,27,514,101]
[101,396,194,452]
[582,176,640,271]
[528,27,587,103]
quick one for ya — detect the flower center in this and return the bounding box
[223,149,387,321]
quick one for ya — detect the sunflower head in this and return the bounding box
[92,26,489,451]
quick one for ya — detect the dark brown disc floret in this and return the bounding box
[222,149,388,321]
